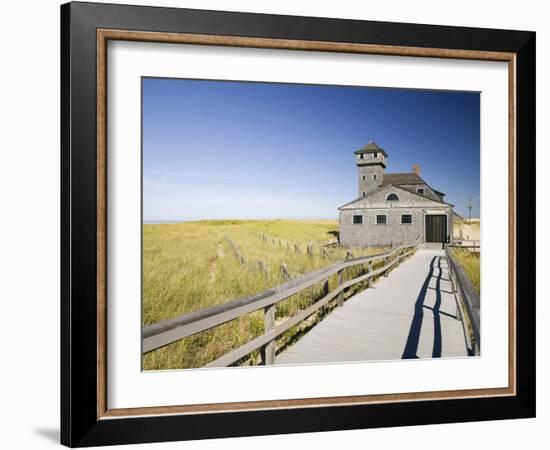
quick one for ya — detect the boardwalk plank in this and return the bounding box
[276,249,469,365]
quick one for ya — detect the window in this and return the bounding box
[362,175,366,180]
[376,215,387,225]
[386,193,399,201]
[373,174,377,180]
[362,191,366,197]
[417,188,425,195]
[353,215,363,224]
[401,214,412,224]
[360,153,364,159]
[373,152,378,158]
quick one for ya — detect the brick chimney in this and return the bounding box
[412,164,421,176]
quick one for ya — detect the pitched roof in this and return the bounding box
[338,184,453,209]
[354,141,388,158]
[380,172,426,186]
[382,172,447,198]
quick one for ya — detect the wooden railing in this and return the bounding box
[143,243,419,367]
[449,240,480,250]
[445,245,481,355]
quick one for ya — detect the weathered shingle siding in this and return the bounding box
[340,208,424,246]
[358,164,384,196]
[339,186,452,247]
[356,152,386,196]
[339,206,452,247]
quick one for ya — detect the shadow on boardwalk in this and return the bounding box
[275,249,469,366]
[402,256,445,359]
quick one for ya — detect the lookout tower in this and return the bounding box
[355,141,388,197]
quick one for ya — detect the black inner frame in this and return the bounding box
[61,2,536,447]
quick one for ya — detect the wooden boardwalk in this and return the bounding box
[275,248,470,365]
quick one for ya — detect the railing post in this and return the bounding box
[262,304,276,365]
[367,261,373,288]
[337,269,344,306]
[384,256,389,277]
[447,260,461,322]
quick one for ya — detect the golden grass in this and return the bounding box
[451,248,480,296]
[454,219,480,229]
[142,219,387,370]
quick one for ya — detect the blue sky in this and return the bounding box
[143,78,480,221]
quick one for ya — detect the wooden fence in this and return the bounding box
[143,243,419,367]
[445,245,481,354]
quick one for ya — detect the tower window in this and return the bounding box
[362,191,366,197]
[386,193,399,201]
[373,152,378,158]
[360,153,364,159]
[373,174,377,180]
[417,188,425,195]
[353,215,363,224]
[401,214,412,224]
[362,175,366,180]
[376,215,387,225]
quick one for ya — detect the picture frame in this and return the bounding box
[60,1,536,447]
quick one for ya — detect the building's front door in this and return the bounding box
[425,215,447,243]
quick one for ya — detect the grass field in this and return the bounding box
[143,219,387,370]
[451,248,480,296]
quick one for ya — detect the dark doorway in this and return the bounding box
[425,215,447,242]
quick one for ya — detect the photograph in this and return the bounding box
[141,78,481,371]
[55,1,536,446]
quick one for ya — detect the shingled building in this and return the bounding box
[338,142,454,247]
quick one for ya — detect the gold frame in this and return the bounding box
[96,29,516,420]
